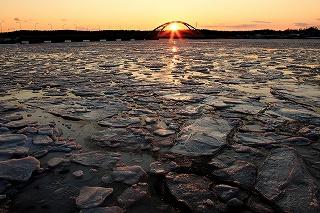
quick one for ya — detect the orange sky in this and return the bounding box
[1,0,320,32]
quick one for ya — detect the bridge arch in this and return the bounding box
[147,21,201,39]
[153,21,198,32]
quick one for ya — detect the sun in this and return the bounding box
[169,23,179,32]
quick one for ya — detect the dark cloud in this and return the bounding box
[294,22,309,27]
[317,18,320,21]
[13,18,30,23]
[252,21,272,24]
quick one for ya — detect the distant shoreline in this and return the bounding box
[0,27,319,44]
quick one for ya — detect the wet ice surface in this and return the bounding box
[0,39,320,212]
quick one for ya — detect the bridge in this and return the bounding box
[0,21,202,44]
[146,21,202,40]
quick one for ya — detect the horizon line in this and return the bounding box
[1,26,319,34]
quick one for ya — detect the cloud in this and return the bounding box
[317,18,320,21]
[252,21,272,24]
[13,17,30,23]
[203,24,258,29]
[61,18,67,22]
[294,22,309,27]
[201,25,221,28]
[227,24,258,29]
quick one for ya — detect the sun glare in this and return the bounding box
[169,23,179,31]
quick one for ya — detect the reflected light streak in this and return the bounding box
[172,46,178,53]
[169,29,182,40]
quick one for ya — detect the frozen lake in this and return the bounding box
[0,39,320,212]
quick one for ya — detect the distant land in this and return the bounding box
[0,27,319,44]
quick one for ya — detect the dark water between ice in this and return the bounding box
[0,39,319,213]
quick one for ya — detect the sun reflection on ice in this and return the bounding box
[172,46,178,53]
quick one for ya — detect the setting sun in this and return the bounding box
[0,0,320,212]
[169,23,179,32]
[1,0,320,31]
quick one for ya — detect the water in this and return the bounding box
[0,40,320,212]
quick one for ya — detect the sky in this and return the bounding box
[1,0,320,32]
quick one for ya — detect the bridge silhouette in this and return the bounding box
[1,21,201,43]
[146,21,202,39]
